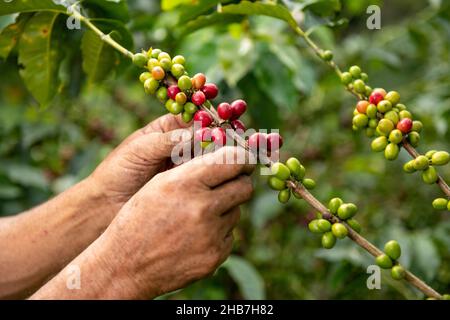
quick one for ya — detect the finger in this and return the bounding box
[219,207,241,236]
[209,175,254,215]
[217,234,234,266]
[142,113,191,134]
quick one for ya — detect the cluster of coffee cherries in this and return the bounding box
[340,65,372,98]
[308,198,361,249]
[403,150,449,186]
[267,158,315,203]
[374,240,406,280]
[133,48,283,151]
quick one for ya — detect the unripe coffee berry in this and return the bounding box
[317,219,332,232]
[432,198,448,210]
[422,166,438,184]
[366,104,378,119]
[377,100,392,113]
[201,83,219,99]
[384,143,400,161]
[389,129,403,144]
[132,53,148,68]
[356,101,369,114]
[151,66,165,81]
[352,114,369,128]
[192,73,206,90]
[171,63,185,78]
[175,92,187,105]
[365,85,372,97]
[278,189,291,204]
[413,155,429,170]
[399,110,412,120]
[347,219,362,233]
[384,240,401,260]
[391,265,406,280]
[157,52,171,61]
[349,65,362,78]
[353,79,366,94]
[431,151,449,166]
[167,85,181,100]
[217,102,232,120]
[268,176,286,191]
[182,112,193,123]
[328,197,343,214]
[376,254,393,269]
[184,103,197,115]
[331,223,348,239]
[397,118,413,134]
[211,127,226,145]
[150,48,161,59]
[230,99,247,119]
[139,71,151,83]
[193,110,213,127]
[384,91,400,106]
[156,87,168,102]
[369,91,384,105]
[377,119,395,136]
[231,120,246,132]
[172,55,185,65]
[267,133,283,152]
[147,58,160,69]
[248,133,267,151]
[303,178,316,190]
[168,101,184,115]
[337,203,357,220]
[403,160,416,173]
[407,131,420,147]
[321,50,333,61]
[192,91,206,106]
[384,110,399,125]
[159,58,172,71]
[178,75,192,91]
[271,162,291,181]
[308,220,322,233]
[371,136,388,152]
[361,73,369,82]
[144,78,159,94]
[321,232,337,249]
[412,120,423,133]
[340,72,352,85]
[286,157,305,180]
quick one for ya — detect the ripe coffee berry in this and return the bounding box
[211,127,226,145]
[267,133,283,152]
[201,83,219,99]
[248,133,267,151]
[397,118,413,133]
[369,91,385,105]
[230,99,247,119]
[151,66,165,80]
[167,85,181,100]
[356,100,370,114]
[191,91,206,106]
[217,103,232,120]
[192,73,206,90]
[231,119,246,132]
[384,240,401,260]
[193,110,213,127]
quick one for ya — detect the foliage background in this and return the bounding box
[0,0,449,299]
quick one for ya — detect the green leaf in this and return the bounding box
[89,18,133,50]
[18,11,64,106]
[0,0,66,16]
[222,255,265,300]
[221,1,298,30]
[177,0,224,24]
[0,13,33,59]
[161,0,192,11]
[299,0,341,17]
[177,12,241,37]
[82,0,130,23]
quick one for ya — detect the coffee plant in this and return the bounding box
[1,0,449,299]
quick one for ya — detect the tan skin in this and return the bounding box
[0,114,255,299]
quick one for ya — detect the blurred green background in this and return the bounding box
[0,0,449,299]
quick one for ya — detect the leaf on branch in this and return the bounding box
[81,0,130,23]
[0,0,66,16]
[176,12,241,37]
[0,13,33,59]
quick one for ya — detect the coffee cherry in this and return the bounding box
[368,119,378,129]
[192,91,206,106]
[139,71,151,83]
[354,79,366,94]
[328,197,343,214]
[144,78,159,94]
[151,66,165,81]
[171,63,185,78]
[337,203,357,220]
[172,55,185,65]
[286,157,305,180]
[425,150,437,159]
[175,92,187,105]
[178,75,192,91]
[195,127,212,142]
[230,99,247,119]
[167,85,181,100]
[340,72,352,85]
[267,133,283,152]
[432,198,448,210]
[184,102,197,114]
[211,127,226,145]
[384,143,400,161]
[365,86,372,97]
[321,232,337,249]
[376,254,393,269]
[321,50,333,61]
[317,219,332,232]
[397,118,413,134]
[268,176,286,191]
[231,120,246,132]
[271,162,291,181]
[422,166,438,184]
[366,104,378,119]
[157,52,170,61]
[361,73,369,82]
[366,128,375,137]
[395,103,406,111]
[192,73,206,90]
[150,48,161,58]
[159,58,172,71]
[156,87,168,102]
[389,129,403,144]
[413,155,429,171]
[308,220,322,233]
[371,136,388,152]
[384,240,401,260]
[412,120,423,133]
[403,160,416,173]
[369,91,384,105]
[431,151,449,166]
[353,114,369,128]
[201,83,219,99]
[399,110,412,120]
[303,178,316,190]
[182,111,193,123]
[147,58,160,69]
[391,265,406,280]
[133,53,148,68]
[248,133,267,151]
[331,223,348,239]
[165,99,175,111]
[377,119,395,136]
[384,91,400,106]
[407,131,420,147]
[278,189,291,204]
[217,102,232,120]
[193,110,213,127]
[384,110,399,125]
[377,100,392,113]
[347,219,362,233]
[349,65,362,78]
[356,100,370,114]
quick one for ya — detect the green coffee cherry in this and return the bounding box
[337,203,357,220]
[181,111,193,123]
[432,198,448,210]
[331,223,348,239]
[407,131,420,147]
[271,162,291,181]
[175,92,187,105]
[412,121,423,133]
[366,128,375,138]
[157,51,171,61]
[399,110,412,120]
[431,151,449,166]
[376,254,393,269]
[278,189,291,204]
[317,219,332,232]
[178,75,192,91]
[384,143,400,161]
[413,155,429,170]
[171,64,185,78]
[349,65,362,78]
[340,72,352,85]
[150,48,161,58]
[388,129,403,144]
[353,114,369,128]
[368,119,378,129]
[425,150,437,159]
[165,99,175,111]
[303,178,316,190]
[384,110,399,125]
[308,220,322,233]
[361,73,369,82]
[321,50,333,61]
[285,157,306,180]
[377,119,395,136]
[184,102,197,114]
[366,104,377,119]
[391,265,406,280]
[365,86,372,97]
[384,240,401,260]
[172,55,185,65]
[156,87,168,102]
[139,71,151,83]
[144,78,159,95]
[377,100,392,113]
[147,58,160,69]
[268,176,286,191]
[403,160,416,173]
[422,166,438,184]
[353,79,366,94]
[321,232,337,249]
[168,102,184,115]
[371,136,388,152]
[347,219,362,233]
[396,103,406,111]
[384,91,400,106]
[328,197,343,214]
[132,53,148,68]
[159,58,172,71]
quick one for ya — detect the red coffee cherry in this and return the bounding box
[217,102,232,120]
[356,100,370,114]
[230,99,247,120]
[201,83,219,99]
[167,85,181,100]
[267,133,283,152]
[195,127,212,142]
[192,73,206,90]
[193,110,213,127]
[397,118,413,134]
[369,91,384,105]
[231,119,246,131]
[248,133,267,150]
[191,91,206,106]
[211,127,226,145]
